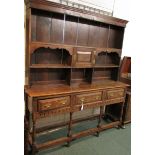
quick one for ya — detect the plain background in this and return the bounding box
[0,0,155,154]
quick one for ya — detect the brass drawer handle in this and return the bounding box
[109,93,114,97]
[96,96,100,100]
[80,98,85,103]
[59,99,67,105]
[118,92,123,96]
[44,104,51,109]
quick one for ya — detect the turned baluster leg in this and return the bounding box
[24,117,28,155]
[119,89,127,129]
[32,115,36,155]
[97,106,103,137]
[121,100,127,129]
[67,112,73,147]
[24,92,29,155]
[119,101,126,129]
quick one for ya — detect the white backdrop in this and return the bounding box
[1,0,155,155]
[48,0,115,12]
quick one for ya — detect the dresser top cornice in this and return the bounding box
[25,0,128,27]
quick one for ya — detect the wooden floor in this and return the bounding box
[35,123,131,155]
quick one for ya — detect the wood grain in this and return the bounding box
[25,1,128,153]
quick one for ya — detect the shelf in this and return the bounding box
[93,77,110,81]
[94,64,119,68]
[30,64,71,69]
[71,79,90,84]
[30,64,119,69]
[31,41,122,53]
[31,80,69,86]
[74,64,93,68]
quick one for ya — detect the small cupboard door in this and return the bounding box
[72,47,95,67]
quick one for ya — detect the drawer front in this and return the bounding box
[37,107,71,119]
[38,96,70,111]
[76,92,102,105]
[107,89,125,99]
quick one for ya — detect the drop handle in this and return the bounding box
[96,96,100,100]
[61,100,67,105]
[44,104,51,109]
[110,93,114,97]
[118,92,123,96]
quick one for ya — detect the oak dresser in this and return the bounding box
[24,0,128,154]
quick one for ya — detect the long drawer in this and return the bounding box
[76,91,102,105]
[38,96,70,111]
[107,89,125,99]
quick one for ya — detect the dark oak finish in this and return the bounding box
[38,96,70,111]
[120,57,131,125]
[120,56,131,86]
[123,91,131,124]
[24,0,128,154]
